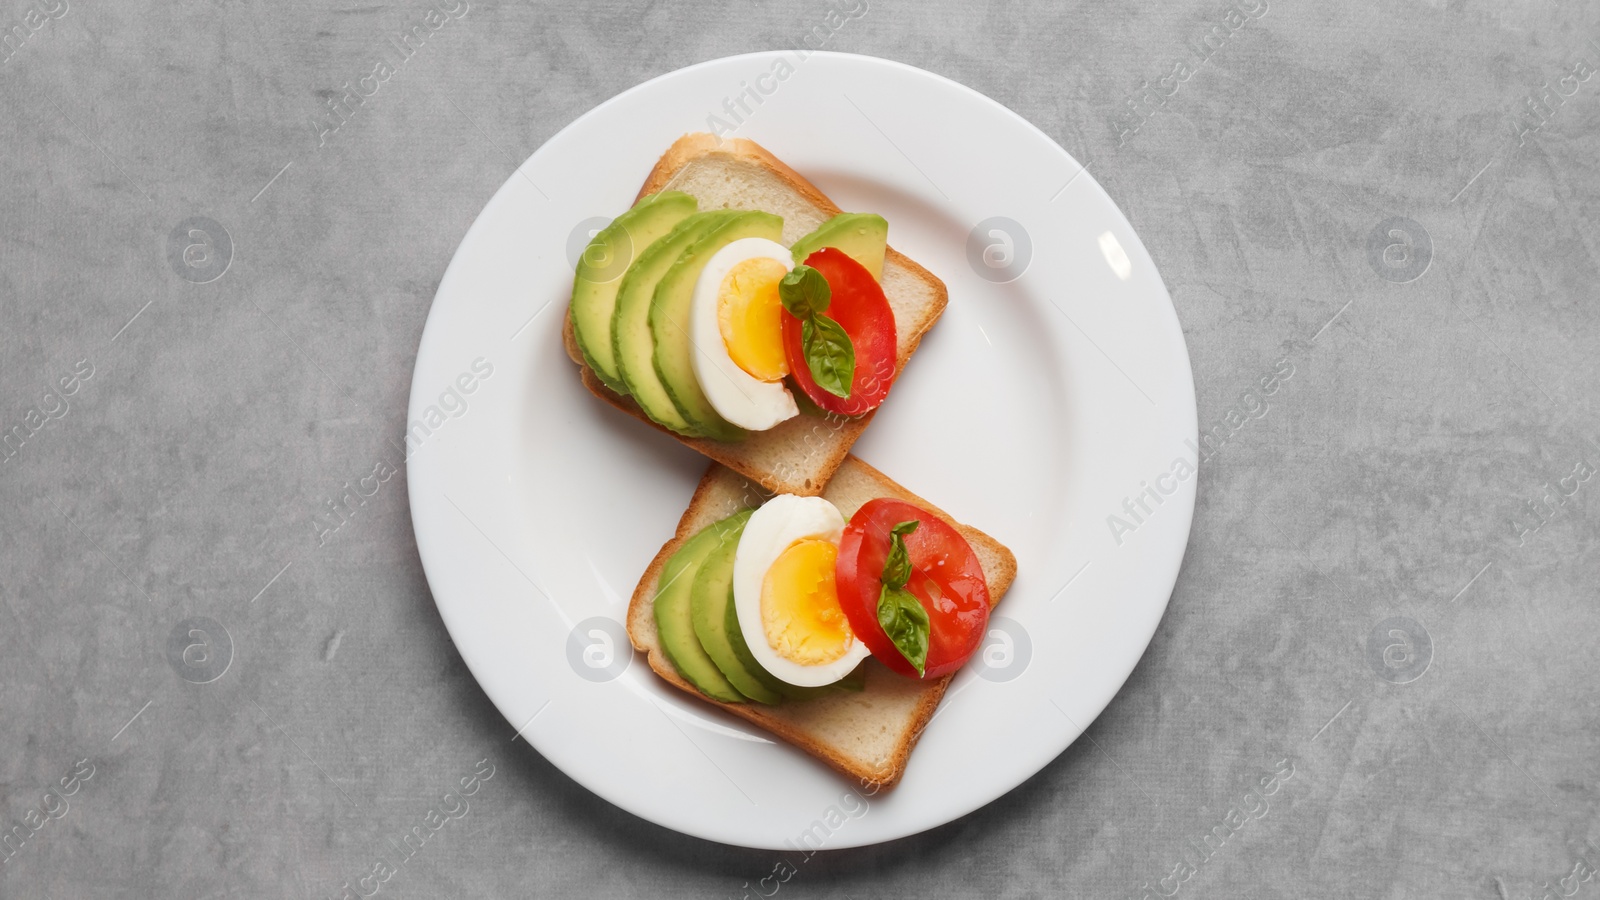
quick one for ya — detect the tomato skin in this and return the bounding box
[782,248,897,416]
[836,498,992,679]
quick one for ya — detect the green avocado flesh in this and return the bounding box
[690,517,787,705]
[612,211,737,435]
[571,192,697,393]
[659,513,872,706]
[653,510,752,703]
[790,212,888,281]
[649,210,784,443]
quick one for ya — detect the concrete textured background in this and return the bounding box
[2,0,1597,897]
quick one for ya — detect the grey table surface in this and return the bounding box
[3,0,1598,897]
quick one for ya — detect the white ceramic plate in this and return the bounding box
[408,52,1196,849]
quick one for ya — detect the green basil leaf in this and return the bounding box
[779,264,830,320]
[801,313,855,399]
[877,584,929,677]
[880,519,920,589]
[781,263,856,400]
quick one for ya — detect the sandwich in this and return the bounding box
[625,456,1016,790]
[562,133,949,496]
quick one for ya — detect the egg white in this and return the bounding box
[688,237,800,431]
[732,494,872,687]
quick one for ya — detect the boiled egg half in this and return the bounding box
[689,237,800,430]
[732,494,871,687]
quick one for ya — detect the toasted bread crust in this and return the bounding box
[625,457,1017,791]
[562,133,950,496]
[638,134,821,207]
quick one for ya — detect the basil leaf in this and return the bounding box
[880,520,919,589]
[877,584,929,677]
[781,263,857,399]
[779,265,830,319]
[877,520,927,675]
[801,313,855,399]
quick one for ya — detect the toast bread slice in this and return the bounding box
[563,133,950,496]
[625,455,1017,791]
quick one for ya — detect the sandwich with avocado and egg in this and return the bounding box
[626,456,1016,791]
[563,133,949,496]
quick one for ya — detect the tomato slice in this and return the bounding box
[836,498,991,679]
[782,248,897,416]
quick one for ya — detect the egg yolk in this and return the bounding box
[717,257,791,382]
[760,538,852,665]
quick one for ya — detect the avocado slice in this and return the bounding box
[570,192,698,393]
[790,213,888,281]
[649,211,784,442]
[653,510,753,703]
[690,518,787,705]
[613,211,737,435]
